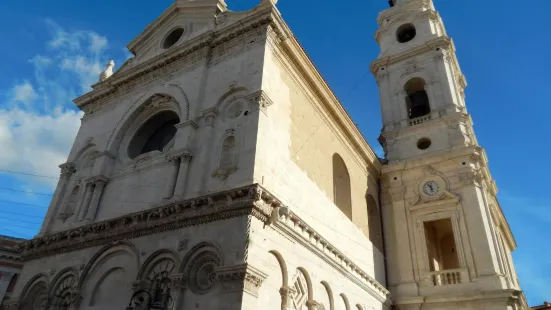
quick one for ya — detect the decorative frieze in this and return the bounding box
[15,184,280,261]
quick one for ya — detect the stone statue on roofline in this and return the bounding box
[99,60,115,82]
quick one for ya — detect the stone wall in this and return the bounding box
[253,38,386,284]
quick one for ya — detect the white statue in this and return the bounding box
[99,60,115,82]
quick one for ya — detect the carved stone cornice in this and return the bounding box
[15,184,280,261]
[215,263,268,297]
[274,207,390,302]
[371,36,454,74]
[74,10,277,109]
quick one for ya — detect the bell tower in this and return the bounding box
[372,0,528,309]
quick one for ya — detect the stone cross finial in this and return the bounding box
[99,60,115,82]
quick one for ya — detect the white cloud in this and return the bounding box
[0,20,112,189]
[10,81,37,106]
[0,108,83,188]
[89,33,109,54]
[61,55,104,92]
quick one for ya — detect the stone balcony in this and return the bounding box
[421,268,469,287]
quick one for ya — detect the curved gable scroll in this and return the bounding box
[105,84,190,155]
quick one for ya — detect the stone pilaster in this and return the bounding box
[163,155,181,199]
[195,107,219,194]
[170,273,188,309]
[85,176,108,221]
[173,151,192,197]
[39,162,75,235]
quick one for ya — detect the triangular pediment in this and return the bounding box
[122,0,269,69]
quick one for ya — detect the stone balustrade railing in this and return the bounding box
[409,114,431,126]
[422,268,468,287]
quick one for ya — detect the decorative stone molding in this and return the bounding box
[1,299,19,310]
[245,90,274,114]
[59,162,76,177]
[141,94,173,112]
[274,209,390,302]
[215,263,268,297]
[15,184,280,261]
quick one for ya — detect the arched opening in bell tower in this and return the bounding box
[404,78,431,119]
[424,219,460,271]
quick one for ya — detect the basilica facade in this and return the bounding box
[1,0,528,309]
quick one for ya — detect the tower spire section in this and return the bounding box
[372,0,528,309]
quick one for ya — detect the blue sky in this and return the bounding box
[0,0,549,305]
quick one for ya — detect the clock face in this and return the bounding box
[423,181,440,196]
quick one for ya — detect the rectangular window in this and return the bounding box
[424,218,460,271]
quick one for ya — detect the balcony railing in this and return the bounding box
[422,269,468,287]
[409,114,431,126]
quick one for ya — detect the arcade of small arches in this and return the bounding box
[268,250,376,310]
[13,241,227,310]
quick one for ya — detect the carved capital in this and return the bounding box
[68,289,83,307]
[168,150,192,163]
[388,186,406,202]
[59,162,76,178]
[143,94,172,112]
[170,273,188,290]
[201,107,219,127]
[459,170,484,188]
[246,90,274,114]
[306,300,322,310]
[215,264,268,297]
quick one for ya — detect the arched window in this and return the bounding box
[128,111,180,159]
[63,186,80,216]
[405,78,431,119]
[220,136,237,171]
[366,195,384,252]
[332,154,352,220]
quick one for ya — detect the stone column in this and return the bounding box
[173,151,193,198]
[39,162,75,235]
[85,177,108,221]
[163,156,181,200]
[170,274,188,309]
[77,182,94,221]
